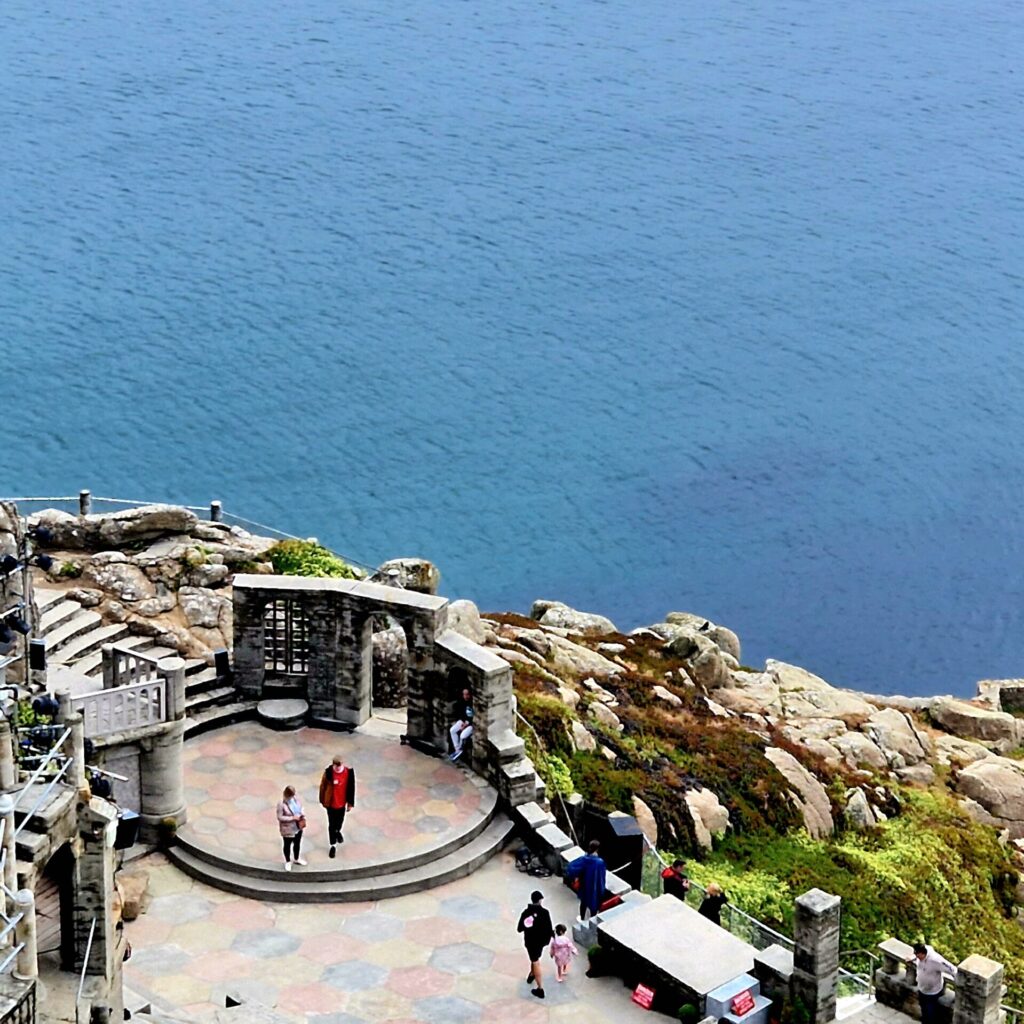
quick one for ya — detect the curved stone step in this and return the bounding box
[183,700,257,738]
[33,588,66,614]
[43,610,102,653]
[166,814,515,903]
[50,622,130,665]
[39,598,82,634]
[175,785,498,884]
[185,685,236,713]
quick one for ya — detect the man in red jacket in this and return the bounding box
[318,755,356,859]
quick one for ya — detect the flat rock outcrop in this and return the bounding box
[930,698,1022,749]
[531,600,618,636]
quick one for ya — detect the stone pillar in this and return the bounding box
[210,500,222,523]
[328,599,370,727]
[101,645,116,689]
[231,586,266,700]
[79,490,92,516]
[953,955,1004,1024]
[13,889,38,980]
[0,719,16,791]
[74,797,122,1020]
[56,689,87,790]
[138,721,186,835]
[158,657,186,722]
[792,889,841,1024]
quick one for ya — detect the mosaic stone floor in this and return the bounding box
[181,722,493,872]
[126,849,656,1024]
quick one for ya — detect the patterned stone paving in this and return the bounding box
[181,722,492,871]
[126,849,656,1023]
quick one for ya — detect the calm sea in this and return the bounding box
[1,0,1022,697]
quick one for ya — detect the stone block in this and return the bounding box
[533,822,573,853]
[605,871,632,897]
[517,801,554,830]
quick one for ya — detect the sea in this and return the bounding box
[1,0,1022,697]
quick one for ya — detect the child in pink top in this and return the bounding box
[549,924,578,982]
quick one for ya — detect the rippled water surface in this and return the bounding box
[2,1,1022,696]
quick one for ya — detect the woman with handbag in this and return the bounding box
[277,785,307,870]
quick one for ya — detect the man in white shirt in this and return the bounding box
[910,943,957,1024]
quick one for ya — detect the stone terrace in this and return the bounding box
[125,849,658,1024]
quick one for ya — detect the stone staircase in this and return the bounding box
[34,588,244,726]
[166,789,515,903]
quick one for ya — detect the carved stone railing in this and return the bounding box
[102,644,160,690]
[72,679,168,737]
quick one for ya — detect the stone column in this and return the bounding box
[74,796,123,1020]
[56,689,87,789]
[101,645,116,689]
[0,719,16,791]
[329,599,370,727]
[137,658,187,838]
[231,586,266,700]
[79,490,92,516]
[13,889,37,980]
[792,888,841,1024]
[953,955,1004,1024]
[158,657,186,722]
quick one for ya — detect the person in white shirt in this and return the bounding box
[910,942,957,1024]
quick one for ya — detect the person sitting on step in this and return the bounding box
[449,687,474,762]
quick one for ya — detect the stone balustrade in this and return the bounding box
[875,937,1006,1024]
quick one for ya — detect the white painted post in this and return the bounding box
[210,500,223,522]
[79,490,92,516]
[0,794,17,914]
[0,720,15,791]
[13,889,38,979]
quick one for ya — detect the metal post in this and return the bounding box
[13,889,37,979]
[79,490,92,516]
[209,500,222,523]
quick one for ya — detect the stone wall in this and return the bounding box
[232,575,538,806]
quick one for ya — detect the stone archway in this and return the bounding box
[36,841,76,970]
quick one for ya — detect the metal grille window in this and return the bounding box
[263,600,310,674]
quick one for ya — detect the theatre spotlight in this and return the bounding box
[0,640,14,657]
[0,624,12,645]
[33,554,54,571]
[0,555,18,574]
[8,616,30,636]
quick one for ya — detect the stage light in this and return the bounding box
[8,616,30,636]
[0,624,12,645]
[32,526,54,545]
[0,555,18,574]
[0,640,14,657]
[33,554,53,571]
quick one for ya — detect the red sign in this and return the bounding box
[632,984,656,1009]
[732,990,756,1016]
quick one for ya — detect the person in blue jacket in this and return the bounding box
[564,839,607,919]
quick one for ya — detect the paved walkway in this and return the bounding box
[126,848,654,1023]
[182,720,493,872]
[127,720,653,1022]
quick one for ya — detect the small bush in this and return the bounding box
[56,560,82,578]
[266,540,359,579]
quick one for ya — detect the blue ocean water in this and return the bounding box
[1,1,1022,697]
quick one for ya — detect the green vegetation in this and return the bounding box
[684,789,1024,1003]
[56,560,82,578]
[266,539,360,580]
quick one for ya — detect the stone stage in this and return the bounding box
[170,720,510,899]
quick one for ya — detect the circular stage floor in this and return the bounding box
[181,720,494,873]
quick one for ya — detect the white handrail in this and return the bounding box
[14,758,74,838]
[12,727,71,810]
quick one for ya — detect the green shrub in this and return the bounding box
[56,560,82,578]
[266,540,359,579]
[684,789,1024,1003]
[677,1003,699,1024]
